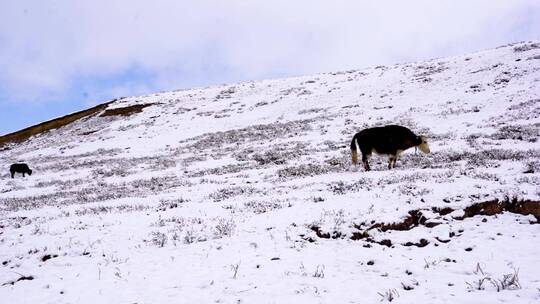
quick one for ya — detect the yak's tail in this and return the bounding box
[350,134,358,165]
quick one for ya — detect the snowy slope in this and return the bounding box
[0,41,539,303]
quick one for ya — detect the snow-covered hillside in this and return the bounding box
[1,41,539,303]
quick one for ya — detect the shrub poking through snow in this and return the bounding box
[488,269,521,292]
[215,218,236,238]
[209,186,259,202]
[150,231,168,247]
[466,264,522,292]
[243,200,283,214]
[492,125,538,142]
[277,163,333,178]
[378,289,399,302]
[149,216,236,246]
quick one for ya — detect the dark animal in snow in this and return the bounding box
[350,125,430,171]
[9,163,32,178]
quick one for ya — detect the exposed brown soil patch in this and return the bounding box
[100,103,155,117]
[41,254,58,262]
[460,198,540,221]
[309,225,343,239]
[403,238,429,247]
[305,198,538,247]
[377,239,393,247]
[435,237,451,243]
[2,275,34,286]
[357,198,539,245]
[363,210,427,232]
[432,206,453,215]
[349,232,394,247]
[433,198,540,222]
[81,130,98,136]
[0,100,115,147]
[350,231,370,240]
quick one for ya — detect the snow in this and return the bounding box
[1,40,539,303]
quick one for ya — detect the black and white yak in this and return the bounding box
[9,163,32,178]
[350,125,430,171]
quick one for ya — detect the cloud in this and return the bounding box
[0,0,539,105]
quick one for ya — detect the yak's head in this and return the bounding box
[417,136,430,154]
[27,169,32,176]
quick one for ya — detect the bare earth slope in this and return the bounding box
[0,41,539,303]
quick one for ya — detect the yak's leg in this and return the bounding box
[22,172,25,177]
[11,171,15,178]
[391,151,402,169]
[362,153,371,171]
[388,154,397,169]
